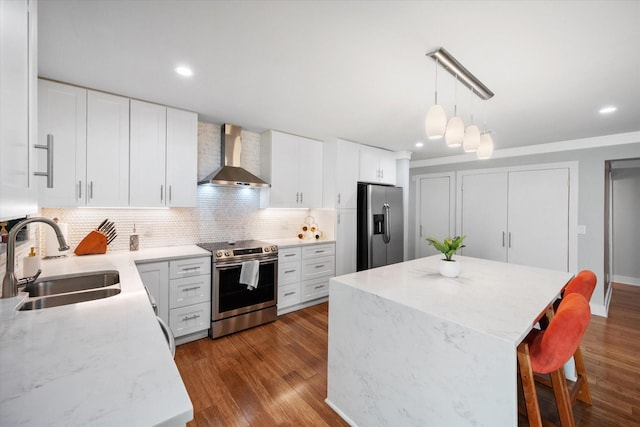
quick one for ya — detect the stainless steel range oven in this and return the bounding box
[197,240,278,339]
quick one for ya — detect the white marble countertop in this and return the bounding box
[0,245,210,427]
[333,255,573,344]
[267,238,335,248]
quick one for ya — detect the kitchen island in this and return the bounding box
[326,255,573,426]
[0,245,210,427]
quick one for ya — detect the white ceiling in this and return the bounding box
[38,0,640,161]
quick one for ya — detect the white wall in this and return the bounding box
[611,165,640,285]
[408,133,640,316]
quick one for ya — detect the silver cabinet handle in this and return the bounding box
[314,264,326,269]
[181,286,200,292]
[181,266,200,272]
[284,291,296,297]
[284,253,296,257]
[34,134,54,188]
[78,180,82,199]
[182,314,201,321]
[508,232,512,248]
[284,269,296,274]
[296,192,299,203]
[337,193,341,205]
[381,169,384,179]
[300,192,303,203]
[315,250,325,254]
[169,185,172,202]
[156,316,175,358]
[502,232,505,247]
[160,185,164,202]
[89,181,94,199]
[314,285,325,289]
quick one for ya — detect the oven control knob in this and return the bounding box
[216,251,223,258]
[271,246,277,252]
[224,250,231,256]
[264,247,270,252]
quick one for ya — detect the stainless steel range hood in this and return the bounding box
[198,124,269,188]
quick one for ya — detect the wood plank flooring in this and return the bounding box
[175,283,640,426]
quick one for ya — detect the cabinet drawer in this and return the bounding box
[279,247,301,262]
[301,255,335,281]
[302,243,335,259]
[278,283,301,309]
[302,277,330,301]
[169,275,211,309]
[169,302,210,337]
[169,256,211,279]
[279,261,301,285]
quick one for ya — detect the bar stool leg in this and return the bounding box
[550,367,575,426]
[573,346,593,405]
[518,342,543,427]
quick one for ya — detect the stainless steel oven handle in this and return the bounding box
[215,257,278,268]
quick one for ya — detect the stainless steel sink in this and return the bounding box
[18,270,121,311]
[19,288,121,311]
[25,270,120,297]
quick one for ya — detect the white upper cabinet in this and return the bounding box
[165,107,198,207]
[129,100,167,207]
[129,102,197,207]
[359,145,396,185]
[86,90,130,207]
[260,130,323,208]
[37,80,87,207]
[323,138,359,209]
[0,0,37,220]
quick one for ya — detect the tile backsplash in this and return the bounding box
[37,122,335,255]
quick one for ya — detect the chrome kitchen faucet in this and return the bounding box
[1,217,69,298]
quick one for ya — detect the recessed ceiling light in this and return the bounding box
[599,106,617,114]
[415,142,424,148]
[175,66,193,77]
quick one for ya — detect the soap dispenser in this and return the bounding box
[129,224,139,251]
[23,247,41,277]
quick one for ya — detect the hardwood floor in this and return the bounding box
[175,283,640,426]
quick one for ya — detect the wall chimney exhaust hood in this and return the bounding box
[198,124,269,188]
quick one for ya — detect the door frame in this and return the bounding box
[412,171,456,258]
[456,161,579,273]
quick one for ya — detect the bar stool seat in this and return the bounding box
[518,293,592,427]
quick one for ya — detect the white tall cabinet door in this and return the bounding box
[86,90,129,207]
[166,108,198,207]
[507,168,569,271]
[266,131,299,206]
[336,209,357,275]
[335,139,359,209]
[359,145,380,183]
[461,172,509,262]
[137,261,169,325]
[37,80,87,207]
[417,176,454,258]
[298,137,322,208]
[0,0,37,220]
[129,100,166,207]
[378,150,396,185]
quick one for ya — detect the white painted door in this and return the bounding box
[335,139,359,209]
[86,90,129,207]
[378,149,396,185]
[358,145,380,183]
[268,131,299,207]
[129,100,166,207]
[137,261,169,325]
[507,168,570,271]
[418,176,454,258]
[298,137,323,208]
[461,172,509,262]
[166,108,198,207]
[0,0,37,220]
[37,80,87,207]
[336,209,357,275]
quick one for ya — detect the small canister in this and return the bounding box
[129,224,139,251]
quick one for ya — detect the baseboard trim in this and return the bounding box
[613,275,640,287]
[591,301,608,318]
[325,398,358,427]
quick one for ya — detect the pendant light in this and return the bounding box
[463,92,480,152]
[445,75,464,147]
[477,100,494,159]
[425,57,447,139]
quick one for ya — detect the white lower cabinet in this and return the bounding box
[277,243,335,314]
[137,255,211,345]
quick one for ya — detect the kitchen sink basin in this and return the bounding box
[18,270,121,311]
[25,270,120,297]
[19,288,121,311]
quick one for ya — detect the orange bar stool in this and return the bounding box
[518,293,592,427]
[564,270,597,301]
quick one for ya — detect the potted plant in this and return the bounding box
[426,236,466,277]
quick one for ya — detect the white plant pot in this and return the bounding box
[439,259,460,278]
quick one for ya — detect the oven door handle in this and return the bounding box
[215,258,278,269]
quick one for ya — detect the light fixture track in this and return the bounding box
[426,47,494,100]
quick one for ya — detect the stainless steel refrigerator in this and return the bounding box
[356,182,404,271]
